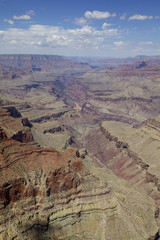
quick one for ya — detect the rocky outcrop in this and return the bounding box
[84,119,160,206]
[4,106,22,118]
[31,110,69,123]
[0,108,83,239]
[0,108,33,143]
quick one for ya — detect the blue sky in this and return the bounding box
[0,0,160,57]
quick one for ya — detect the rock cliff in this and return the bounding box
[0,54,91,80]
[1,55,160,239]
[0,108,159,240]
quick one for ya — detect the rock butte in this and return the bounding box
[0,55,160,239]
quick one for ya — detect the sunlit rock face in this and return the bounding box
[0,108,159,240]
[1,55,160,239]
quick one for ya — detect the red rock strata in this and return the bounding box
[0,108,82,209]
[0,108,33,143]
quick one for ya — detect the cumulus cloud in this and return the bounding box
[3,10,34,26]
[114,41,128,47]
[4,18,14,24]
[0,24,119,53]
[13,15,31,20]
[75,17,87,26]
[13,10,34,20]
[102,23,112,29]
[128,14,153,20]
[84,10,116,19]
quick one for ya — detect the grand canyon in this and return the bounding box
[0,54,160,240]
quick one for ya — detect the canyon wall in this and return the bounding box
[1,55,160,239]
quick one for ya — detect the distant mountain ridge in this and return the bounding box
[0,54,92,79]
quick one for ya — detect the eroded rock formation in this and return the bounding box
[1,55,160,239]
[0,108,160,239]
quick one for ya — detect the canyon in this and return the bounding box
[0,54,160,239]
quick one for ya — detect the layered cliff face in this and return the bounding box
[0,108,160,240]
[0,54,91,80]
[1,55,160,239]
[0,107,33,143]
[85,119,160,197]
[0,108,83,239]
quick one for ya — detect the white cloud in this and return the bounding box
[3,10,34,26]
[139,41,153,45]
[75,17,87,26]
[114,41,128,47]
[13,15,31,20]
[10,40,17,45]
[133,47,144,52]
[4,18,14,24]
[128,14,153,20]
[84,10,116,19]
[102,23,112,29]
[0,24,119,54]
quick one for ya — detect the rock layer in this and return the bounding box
[1,55,160,239]
[0,108,159,240]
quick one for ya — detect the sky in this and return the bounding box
[0,0,160,57]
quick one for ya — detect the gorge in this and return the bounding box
[0,54,160,240]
